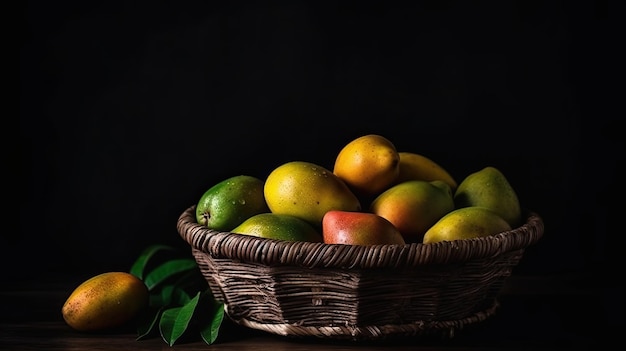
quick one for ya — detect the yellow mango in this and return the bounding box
[62,272,149,332]
[396,151,458,191]
[333,134,400,197]
[264,161,361,228]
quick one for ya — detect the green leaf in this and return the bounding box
[143,258,197,291]
[136,307,164,341]
[159,307,182,345]
[149,291,165,307]
[130,244,178,279]
[171,286,193,306]
[132,244,225,346]
[159,292,201,346]
[200,300,224,345]
[171,268,209,293]
[160,284,192,306]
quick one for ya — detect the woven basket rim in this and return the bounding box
[177,205,544,269]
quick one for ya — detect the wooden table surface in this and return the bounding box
[1,274,618,350]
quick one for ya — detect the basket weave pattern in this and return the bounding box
[177,205,544,340]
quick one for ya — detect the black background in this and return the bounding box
[18,0,619,295]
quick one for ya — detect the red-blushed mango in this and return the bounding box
[322,210,406,245]
[370,180,455,243]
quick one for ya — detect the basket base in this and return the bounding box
[225,299,500,341]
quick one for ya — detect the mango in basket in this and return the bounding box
[370,180,455,243]
[196,175,270,231]
[333,134,400,197]
[422,206,512,243]
[454,166,522,228]
[231,212,323,242]
[322,210,406,245]
[62,272,149,332]
[264,161,361,227]
[395,151,458,191]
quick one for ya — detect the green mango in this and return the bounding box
[453,166,522,228]
[195,175,270,231]
[232,213,322,242]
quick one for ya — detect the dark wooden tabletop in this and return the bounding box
[1,274,618,350]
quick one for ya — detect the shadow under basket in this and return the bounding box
[177,206,544,341]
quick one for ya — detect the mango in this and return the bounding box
[396,151,458,191]
[231,212,323,242]
[423,206,512,243]
[62,272,149,332]
[322,210,406,245]
[264,161,361,228]
[370,180,455,243]
[333,134,400,197]
[454,166,522,228]
[196,175,270,231]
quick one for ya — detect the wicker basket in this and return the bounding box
[177,205,544,341]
